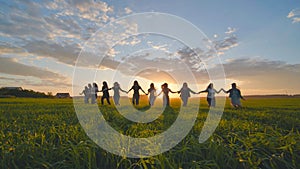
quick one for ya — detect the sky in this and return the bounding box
[0,0,300,96]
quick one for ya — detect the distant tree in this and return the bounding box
[47,92,54,98]
[0,87,51,98]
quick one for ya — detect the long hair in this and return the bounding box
[150,83,155,89]
[206,83,213,90]
[93,82,98,88]
[103,81,108,88]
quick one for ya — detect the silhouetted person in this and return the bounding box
[221,83,245,108]
[91,82,99,104]
[100,81,111,105]
[147,83,157,106]
[198,83,221,107]
[178,82,197,106]
[87,83,92,103]
[158,83,176,107]
[111,82,127,105]
[79,86,89,104]
[128,80,147,105]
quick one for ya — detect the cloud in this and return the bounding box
[218,58,300,94]
[0,56,70,87]
[124,7,133,14]
[75,27,238,86]
[0,42,28,56]
[225,27,237,34]
[0,0,125,67]
[213,35,238,51]
[287,8,300,23]
[8,1,297,95]
[22,40,80,65]
[93,52,210,85]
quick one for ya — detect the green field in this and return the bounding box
[0,97,299,169]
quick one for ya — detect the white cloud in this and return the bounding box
[0,0,128,68]
[124,7,133,14]
[291,17,300,23]
[287,8,300,23]
[225,27,236,34]
[214,35,238,51]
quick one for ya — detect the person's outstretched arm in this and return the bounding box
[140,88,147,95]
[101,87,109,92]
[177,88,182,94]
[119,87,127,93]
[220,88,229,93]
[215,89,222,94]
[169,89,177,94]
[146,89,150,95]
[189,88,198,94]
[127,87,133,93]
[239,90,246,100]
[197,89,207,94]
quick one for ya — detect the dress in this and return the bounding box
[229,89,242,106]
[91,86,97,104]
[180,87,196,106]
[112,86,126,105]
[207,88,216,107]
[131,85,141,105]
[101,86,111,105]
[148,88,156,106]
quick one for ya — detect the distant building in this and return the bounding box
[55,93,71,98]
[1,87,23,90]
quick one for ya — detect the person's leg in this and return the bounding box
[132,95,135,105]
[117,96,120,105]
[101,96,104,105]
[211,98,216,107]
[136,95,140,105]
[207,98,211,107]
[91,95,95,104]
[231,98,240,108]
[182,97,187,106]
[166,96,170,106]
[237,99,242,108]
[84,96,88,103]
[150,95,155,106]
[113,95,117,105]
[106,97,111,105]
[114,95,120,105]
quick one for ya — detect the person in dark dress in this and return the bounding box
[221,83,245,108]
[128,80,147,105]
[100,81,111,105]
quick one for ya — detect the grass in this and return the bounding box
[0,97,299,168]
